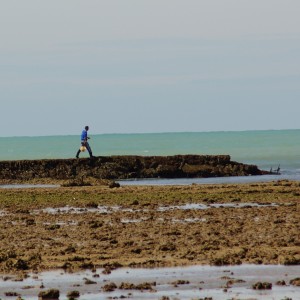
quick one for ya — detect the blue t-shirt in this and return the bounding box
[81,130,88,141]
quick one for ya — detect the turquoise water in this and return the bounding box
[1,130,300,174]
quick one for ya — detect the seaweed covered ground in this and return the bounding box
[0,180,299,275]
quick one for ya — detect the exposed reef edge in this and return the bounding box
[0,155,269,182]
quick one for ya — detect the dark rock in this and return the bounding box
[66,290,80,299]
[108,181,120,188]
[172,280,190,286]
[119,282,155,290]
[252,282,272,290]
[38,289,60,299]
[159,243,176,251]
[84,278,97,285]
[276,280,286,286]
[0,155,269,182]
[290,277,300,286]
[282,256,300,265]
[102,282,117,292]
[14,259,29,270]
[5,292,20,296]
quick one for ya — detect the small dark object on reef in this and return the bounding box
[38,289,60,299]
[290,277,300,286]
[109,181,120,188]
[67,290,80,299]
[276,280,286,286]
[5,292,20,296]
[102,282,117,292]
[252,282,272,290]
[84,278,97,285]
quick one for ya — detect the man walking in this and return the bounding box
[76,126,94,158]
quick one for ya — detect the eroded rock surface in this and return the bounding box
[0,155,266,181]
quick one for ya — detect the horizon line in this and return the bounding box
[0,128,299,139]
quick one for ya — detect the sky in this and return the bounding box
[1,0,300,137]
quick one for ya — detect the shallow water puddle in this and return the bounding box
[158,202,278,211]
[172,217,207,223]
[0,184,60,189]
[31,205,122,215]
[120,218,146,223]
[0,265,299,300]
[0,202,280,226]
[43,221,79,226]
[28,202,278,216]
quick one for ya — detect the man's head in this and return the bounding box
[85,126,89,131]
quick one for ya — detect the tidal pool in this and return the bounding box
[0,184,60,189]
[26,202,279,216]
[0,265,299,300]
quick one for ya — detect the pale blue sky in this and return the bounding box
[1,0,300,136]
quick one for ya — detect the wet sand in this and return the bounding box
[0,180,299,298]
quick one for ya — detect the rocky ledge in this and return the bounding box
[0,155,268,181]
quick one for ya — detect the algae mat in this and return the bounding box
[0,181,299,274]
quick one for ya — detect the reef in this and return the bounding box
[0,155,268,182]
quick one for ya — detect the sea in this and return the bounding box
[1,129,300,185]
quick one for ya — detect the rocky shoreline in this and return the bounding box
[0,156,298,299]
[0,155,268,182]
